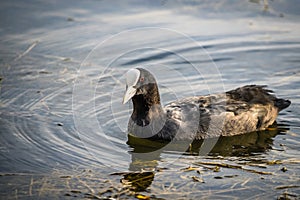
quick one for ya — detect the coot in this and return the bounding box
[123,68,291,140]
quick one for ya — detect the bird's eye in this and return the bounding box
[140,77,144,82]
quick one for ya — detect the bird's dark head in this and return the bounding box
[123,68,160,105]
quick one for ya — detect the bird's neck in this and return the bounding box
[131,85,164,126]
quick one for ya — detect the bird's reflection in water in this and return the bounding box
[120,123,288,192]
[190,123,289,157]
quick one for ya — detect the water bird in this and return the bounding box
[123,68,291,141]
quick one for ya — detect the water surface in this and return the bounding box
[0,0,300,199]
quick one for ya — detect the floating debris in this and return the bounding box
[277,192,298,200]
[70,190,81,194]
[276,185,300,190]
[57,122,64,127]
[181,166,199,172]
[39,71,52,74]
[266,160,283,165]
[213,166,220,172]
[62,58,71,62]
[136,194,150,199]
[195,161,272,175]
[14,41,39,61]
[281,167,287,172]
[224,175,239,178]
[60,175,72,179]
[214,176,223,179]
[192,176,205,183]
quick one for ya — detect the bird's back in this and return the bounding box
[164,85,290,139]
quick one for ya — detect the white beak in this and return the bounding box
[122,68,140,104]
[122,86,137,104]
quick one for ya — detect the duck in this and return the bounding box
[122,68,291,141]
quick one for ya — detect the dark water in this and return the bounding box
[1,0,300,199]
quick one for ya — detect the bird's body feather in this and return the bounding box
[164,85,287,139]
[124,68,291,141]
